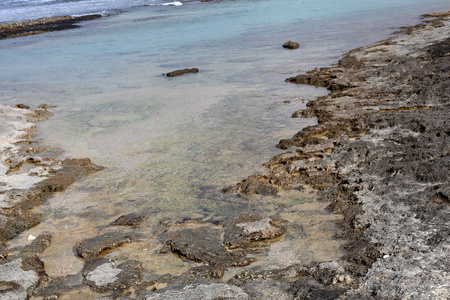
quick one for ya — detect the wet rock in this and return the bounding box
[14,104,30,109]
[225,12,450,299]
[223,175,279,195]
[82,258,143,293]
[0,15,102,40]
[288,277,347,300]
[224,215,286,248]
[145,283,250,300]
[283,41,300,49]
[110,213,147,226]
[164,227,253,278]
[76,231,135,259]
[0,242,7,262]
[165,68,199,77]
[22,234,52,255]
[0,259,40,300]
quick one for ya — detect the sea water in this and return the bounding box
[1,0,449,285]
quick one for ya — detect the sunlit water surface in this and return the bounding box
[1,0,449,290]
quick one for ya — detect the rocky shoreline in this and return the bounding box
[0,15,102,40]
[0,11,449,300]
[226,11,450,299]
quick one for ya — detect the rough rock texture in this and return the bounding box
[161,215,286,278]
[109,213,148,227]
[145,283,250,300]
[82,258,143,293]
[0,259,40,300]
[0,15,102,40]
[283,41,300,49]
[76,231,136,259]
[227,12,450,300]
[0,105,104,245]
[165,68,199,77]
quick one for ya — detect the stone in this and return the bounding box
[0,259,40,300]
[76,232,135,259]
[224,215,286,248]
[145,283,249,300]
[109,213,147,226]
[165,68,199,77]
[82,258,143,293]
[282,41,300,49]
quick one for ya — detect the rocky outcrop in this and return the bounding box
[226,12,450,300]
[0,15,102,40]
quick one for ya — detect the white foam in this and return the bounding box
[161,1,182,6]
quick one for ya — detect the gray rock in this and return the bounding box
[145,283,249,300]
[0,259,40,300]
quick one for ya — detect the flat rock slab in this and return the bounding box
[162,215,286,278]
[109,213,147,227]
[76,231,135,259]
[82,258,143,293]
[145,283,250,300]
[224,215,286,248]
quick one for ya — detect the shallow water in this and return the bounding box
[1,0,449,292]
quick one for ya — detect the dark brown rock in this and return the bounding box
[224,215,286,248]
[109,213,147,227]
[0,15,102,40]
[76,232,135,259]
[22,234,52,255]
[165,68,199,77]
[283,41,300,49]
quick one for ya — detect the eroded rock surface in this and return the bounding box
[82,258,143,293]
[0,259,40,300]
[0,15,102,40]
[145,282,250,300]
[162,215,286,278]
[227,12,450,300]
[76,231,136,259]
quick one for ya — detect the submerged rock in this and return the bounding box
[162,215,287,278]
[109,212,147,227]
[76,231,135,259]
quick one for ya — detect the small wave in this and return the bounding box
[160,1,182,6]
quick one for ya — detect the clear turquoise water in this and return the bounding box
[1,0,449,277]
